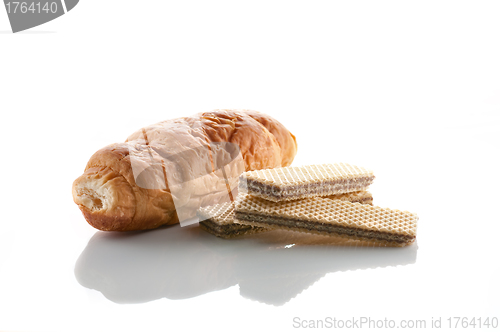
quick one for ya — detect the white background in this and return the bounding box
[1,1,500,331]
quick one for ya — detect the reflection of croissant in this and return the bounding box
[72,110,298,231]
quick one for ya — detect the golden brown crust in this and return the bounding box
[243,110,297,167]
[72,110,297,231]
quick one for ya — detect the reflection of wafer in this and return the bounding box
[239,163,375,202]
[197,191,373,238]
[234,194,418,247]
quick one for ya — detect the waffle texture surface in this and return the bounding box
[234,194,418,246]
[197,202,267,238]
[239,163,375,202]
[198,202,236,226]
[197,190,374,238]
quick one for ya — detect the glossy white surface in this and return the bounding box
[1,1,499,331]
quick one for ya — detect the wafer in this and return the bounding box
[234,194,417,247]
[197,191,373,238]
[239,163,375,202]
[327,190,373,205]
[197,202,268,239]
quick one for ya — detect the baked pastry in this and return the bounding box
[72,110,297,231]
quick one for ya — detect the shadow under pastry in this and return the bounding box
[75,223,418,306]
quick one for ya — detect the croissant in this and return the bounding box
[72,109,297,231]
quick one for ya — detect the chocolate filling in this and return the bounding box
[340,197,372,204]
[234,211,414,244]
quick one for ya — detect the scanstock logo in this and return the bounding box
[3,0,79,33]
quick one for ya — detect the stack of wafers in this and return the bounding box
[197,163,418,247]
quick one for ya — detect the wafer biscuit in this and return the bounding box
[327,190,373,205]
[234,194,417,247]
[197,202,268,238]
[197,191,373,238]
[239,163,375,202]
